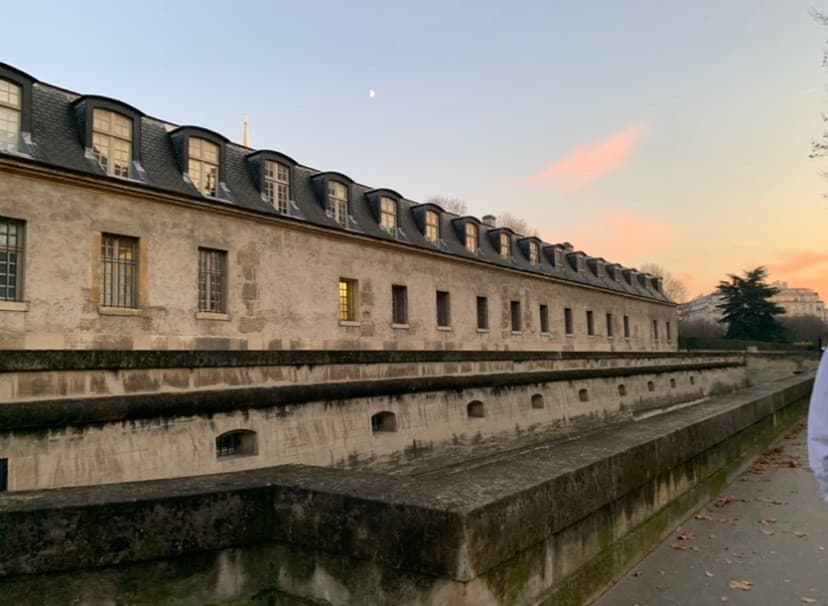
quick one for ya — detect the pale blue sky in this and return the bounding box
[4,0,827,297]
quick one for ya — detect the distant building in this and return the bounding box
[769,282,828,323]
[678,292,725,325]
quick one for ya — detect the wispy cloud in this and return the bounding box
[527,124,646,189]
[771,250,828,275]
[539,211,684,264]
[769,250,828,299]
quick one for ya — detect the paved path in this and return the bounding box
[593,422,828,606]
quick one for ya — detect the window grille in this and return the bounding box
[606,313,614,338]
[0,217,24,301]
[586,310,595,335]
[328,181,348,226]
[476,296,488,330]
[0,79,21,153]
[623,315,630,338]
[198,248,227,313]
[510,300,521,332]
[529,242,539,265]
[392,284,407,324]
[564,307,574,335]
[436,290,450,327]
[188,138,219,197]
[425,210,439,242]
[500,233,511,258]
[380,197,397,232]
[101,234,138,308]
[264,160,290,213]
[215,430,256,458]
[539,304,549,333]
[465,223,477,252]
[339,278,357,321]
[92,109,132,177]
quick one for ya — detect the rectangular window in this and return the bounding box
[666,321,672,342]
[436,290,450,328]
[539,304,549,333]
[188,138,219,197]
[338,278,358,322]
[623,315,630,339]
[0,79,21,153]
[500,232,511,258]
[606,313,614,338]
[0,458,6,492]
[92,109,132,178]
[652,319,659,341]
[586,310,595,335]
[198,248,227,313]
[465,222,477,252]
[510,300,521,332]
[101,234,138,308]
[476,296,488,330]
[529,242,539,265]
[328,181,349,227]
[0,217,24,302]
[425,210,440,243]
[564,307,574,335]
[264,160,290,213]
[392,284,407,324]
[380,197,397,233]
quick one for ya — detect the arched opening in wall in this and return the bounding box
[215,429,257,459]
[578,388,589,402]
[670,378,676,388]
[690,376,696,385]
[531,393,544,409]
[467,400,485,418]
[371,411,398,433]
[618,384,627,397]
[647,381,655,392]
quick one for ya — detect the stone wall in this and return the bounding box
[0,351,748,491]
[0,374,813,605]
[0,168,676,351]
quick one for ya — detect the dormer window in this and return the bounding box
[380,196,397,232]
[425,210,440,243]
[465,222,477,252]
[264,160,290,213]
[188,138,219,197]
[554,248,563,267]
[92,109,132,178]
[529,242,539,265]
[0,79,21,153]
[328,181,349,227]
[500,232,511,258]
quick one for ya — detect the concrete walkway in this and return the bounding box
[593,422,828,606]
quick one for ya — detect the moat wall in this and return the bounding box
[0,373,813,605]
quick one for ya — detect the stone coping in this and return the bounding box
[0,373,812,582]
[0,349,743,372]
[0,360,742,431]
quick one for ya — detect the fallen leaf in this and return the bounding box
[705,571,714,577]
[794,531,808,538]
[729,579,752,591]
[801,598,816,605]
[677,531,696,541]
[695,512,713,521]
[761,529,775,536]
[758,517,777,525]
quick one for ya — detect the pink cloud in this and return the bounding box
[771,250,828,276]
[527,124,646,188]
[540,211,683,265]
[769,250,828,299]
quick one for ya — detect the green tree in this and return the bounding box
[716,267,787,341]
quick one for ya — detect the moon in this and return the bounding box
[368,89,376,99]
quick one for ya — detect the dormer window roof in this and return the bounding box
[364,188,402,236]
[246,150,296,214]
[519,237,542,266]
[465,222,478,253]
[499,232,512,258]
[73,95,144,180]
[328,180,349,227]
[168,126,230,200]
[425,209,440,243]
[567,251,585,273]
[0,63,35,156]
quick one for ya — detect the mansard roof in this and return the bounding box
[0,61,672,304]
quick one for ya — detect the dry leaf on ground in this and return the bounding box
[729,579,752,591]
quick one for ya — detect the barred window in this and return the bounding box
[328,181,349,227]
[198,248,227,313]
[392,284,407,325]
[188,138,219,197]
[500,233,511,258]
[476,296,488,330]
[264,160,290,213]
[564,307,574,335]
[539,304,549,333]
[425,210,439,243]
[529,242,539,265]
[606,313,614,338]
[92,109,132,178]
[339,278,357,322]
[623,315,630,338]
[380,197,397,233]
[101,234,138,308]
[216,430,257,458]
[586,310,595,335]
[465,223,477,252]
[510,300,521,332]
[652,319,659,341]
[0,217,24,302]
[0,79,21,153]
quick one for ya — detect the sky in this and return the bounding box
[3,0,827,301]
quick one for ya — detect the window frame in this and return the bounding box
[91,108,133,178]
[0,65,35,155]
[425,210,440,243]
[586,310,595,336]
[198,247,228,314]
[263,159,291,213]
[528,241,539,265]
[188,137,220,197]
[0,79,22,154]
[338,277,358,323]
[0,216,24,302]
[539,304,549,334]
[328,181,349,227]
[564,307,574,336]
[100,233,139,309]
[215,429,257,459]
[623,315,631,339]
[500,232,512,258]
[436,290,451,328]
[465,222,478,253]
[380,196,397,233]
[606,312,614,338]
[510,300,521,333]
[391,284,408,325]
[476,295,489,331]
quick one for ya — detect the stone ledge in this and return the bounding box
[0,360,742,431]
[0,349,747,372]
[0,373,812,584]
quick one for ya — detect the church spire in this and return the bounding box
[243,116,251,147]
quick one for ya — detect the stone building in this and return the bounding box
[0,62,676,352]
[769,281,828,323]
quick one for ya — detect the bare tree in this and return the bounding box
[497,213,539,237]
[638,263,689,303]
[426,196,467,216]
